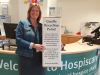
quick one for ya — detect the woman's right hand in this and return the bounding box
[33,44,45,52]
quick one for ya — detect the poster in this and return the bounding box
[42,17,61,67]
[1,4,8,15]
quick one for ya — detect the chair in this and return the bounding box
[2,23,18,50]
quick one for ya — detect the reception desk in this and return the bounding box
[0,40,99,75]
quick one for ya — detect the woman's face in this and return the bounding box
[30,6,40,20]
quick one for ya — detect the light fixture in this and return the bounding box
[0,0,10,3]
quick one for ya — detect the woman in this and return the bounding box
[16,4,45,75]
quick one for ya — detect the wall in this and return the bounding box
[18,0,29,21]
[58,0,100,34]
[0,0,19,23]
[0,4,2,15]
[8,0,19,23]
[1,0,100,34]
[0,0,19,35]
[0,0,44,35]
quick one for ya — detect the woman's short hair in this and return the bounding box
[27,4,41,22]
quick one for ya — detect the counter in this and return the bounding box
[45,40,99,75]
[0,40,99,75]
[63,40,100,54]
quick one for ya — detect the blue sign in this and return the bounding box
[45,50,99,75]
[0,49,99,75]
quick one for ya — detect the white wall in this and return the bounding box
[58,0,100,34]
[0,4,2,15]
[0,0,44,22]
[0,0,19,35]
[1,0,100,34]
[18,0,29,21]
[8,0,19,23]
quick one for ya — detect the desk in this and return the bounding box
[0,41,99,75]
[45,41,100,75]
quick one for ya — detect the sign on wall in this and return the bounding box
[1,4,8,15]
[42,17,61,67]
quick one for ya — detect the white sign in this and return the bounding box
[42,17,61,67]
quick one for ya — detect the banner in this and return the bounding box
[45,50,99,75]
[42,17,61,67]
[0,50,99,75]
[0,54,19,75]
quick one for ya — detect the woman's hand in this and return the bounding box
[33,44,45,52]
